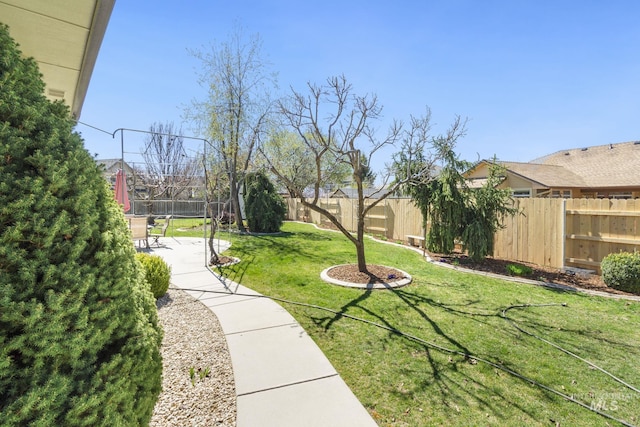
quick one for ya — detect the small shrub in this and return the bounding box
[506,263,533,277]
[601,252,640,294]
[136,253,171,298]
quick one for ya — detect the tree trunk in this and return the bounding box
[231,193,246,233]
[355,240,367,273]
[356,214,368,273]
[230,179,246,233]
[207,206,220,265]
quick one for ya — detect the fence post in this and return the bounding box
[561,198,566,271]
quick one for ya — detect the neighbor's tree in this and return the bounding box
[0,24,162,426]
[357,156,377,188]
[187,26,277,232]
[140,121,200,201]
[260,129,350,194]
[244,170,286,233]
[261,75,463,272]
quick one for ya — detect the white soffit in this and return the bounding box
[0,0,115,118]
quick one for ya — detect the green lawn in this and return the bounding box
[173,220,640,426]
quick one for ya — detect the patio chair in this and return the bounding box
[149,215,172,247]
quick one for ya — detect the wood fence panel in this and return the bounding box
[549,197,564,268]
[386,199,401,240]
[287,196,640,273]
[494,200,518,261]
[493,198,564,269]
[364,201,387,235]
[385,198,423,242]
[565,198,640,272]
[522,200,531,262]
[342,199,356,232]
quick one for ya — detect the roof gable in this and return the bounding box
[466,160,586,188]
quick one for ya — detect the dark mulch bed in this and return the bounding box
[430,252,639,297]
[325,264,407,285]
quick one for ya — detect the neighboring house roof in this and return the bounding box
[497,161,586,188]
[1,0,115,118]
[96,158,134,174]
[468,140,640,191]
[530,141,640,188]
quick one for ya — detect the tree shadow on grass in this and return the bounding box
[238,233,333,265]
[501,305,640,354]
[308,285,567,423]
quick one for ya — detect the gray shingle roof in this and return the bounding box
[530,141,640,188]
[498,161,586,187]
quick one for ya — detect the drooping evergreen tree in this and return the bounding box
[244,171,286,233]
[461,160,517,261]
[394,136,516,261]
[0,23,162,426]
[423,137,471,254]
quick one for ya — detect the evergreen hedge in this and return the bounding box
[0,24,162,426]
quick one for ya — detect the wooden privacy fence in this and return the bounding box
[285,197,640,273]
[285,197,424,242]
[564,198,640,272]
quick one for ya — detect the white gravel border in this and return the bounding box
[150,289,236,426]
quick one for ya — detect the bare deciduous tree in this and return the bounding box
[262,75,465,273]
[140,122,200,202]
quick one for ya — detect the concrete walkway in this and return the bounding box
[150,237,377,427]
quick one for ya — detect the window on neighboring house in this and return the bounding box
[512,189,531,198]
[605,192,633,199]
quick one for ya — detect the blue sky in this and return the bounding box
[78,1,640,172]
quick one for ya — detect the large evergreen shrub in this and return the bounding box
[244,171,286,233]
[0,24,162,426]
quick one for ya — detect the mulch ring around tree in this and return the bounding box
[321,264,412,289]
[209,255,240,268]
